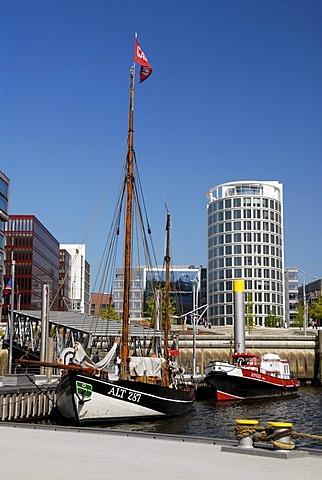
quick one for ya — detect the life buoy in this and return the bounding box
[237,358,246,367]
[57,356,64,375]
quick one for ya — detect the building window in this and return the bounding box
[244,221,251,230]
[244,233,252,242]
[234,245,242,254]
[225,234,232,243]
[234,221,241,230]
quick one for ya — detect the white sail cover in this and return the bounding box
[72,341,118,370]
[129,357,165,379]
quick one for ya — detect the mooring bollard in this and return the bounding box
[235,419,259,448]
[267,421,294,450]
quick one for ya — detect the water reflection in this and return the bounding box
[103,387,322,449]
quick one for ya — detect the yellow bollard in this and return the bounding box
[267,422,294,450]
[235,419,259,448]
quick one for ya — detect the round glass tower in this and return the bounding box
[207,181,284,326]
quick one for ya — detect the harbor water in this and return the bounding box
[49,386,322,450]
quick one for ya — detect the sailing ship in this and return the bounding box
[54,38,195,424]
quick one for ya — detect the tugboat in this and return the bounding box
[204,280,299,401]
[204,352,299,401]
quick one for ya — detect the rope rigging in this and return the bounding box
[235,423,322,451]
[88,142,167,342]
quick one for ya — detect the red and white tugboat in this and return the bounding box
[204,280,299,401]
[204,352,300,401]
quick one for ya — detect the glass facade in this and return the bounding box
[3,215,60,319]
[113,266,206,321]
[207,181,285,326]
[145,267,202,318]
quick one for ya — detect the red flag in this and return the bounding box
[168,349,179,357]
[134,38,153,83]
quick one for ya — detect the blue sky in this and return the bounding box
[1,0,321,288]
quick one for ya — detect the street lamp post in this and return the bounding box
[8,260,16,374]
[293,267,318,336]
[303,276,307,336]
[192,279,198,376]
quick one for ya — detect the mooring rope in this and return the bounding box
[235,424,322,451]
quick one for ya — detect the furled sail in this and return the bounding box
[72,341,118,370]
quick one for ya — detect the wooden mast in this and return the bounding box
[163,207,171,385]
[120,67,135,379]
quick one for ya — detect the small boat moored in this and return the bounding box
[204,280,299,402]
[204,352,300,401]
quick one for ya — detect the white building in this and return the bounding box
[60,243,90,314]
[207,181,285,326]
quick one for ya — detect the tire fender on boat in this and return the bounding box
[237,358,245,367]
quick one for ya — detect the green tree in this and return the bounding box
[101,305,120,320]
[265,311,282,328]
[144,289,177,328]
[309,296,322,322]
[294,302,304,328]
[244,293,254,333]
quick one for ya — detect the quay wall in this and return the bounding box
[176,328,320,381]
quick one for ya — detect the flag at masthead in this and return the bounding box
[134,37,153,83]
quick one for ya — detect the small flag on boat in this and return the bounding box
[168,349,179,357]
[2,278,12,297]
[134,38,153,83]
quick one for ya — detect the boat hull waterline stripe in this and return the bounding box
[57,371,195,423]
[205,372,298,401]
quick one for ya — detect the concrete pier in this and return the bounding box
[0,424,321,480]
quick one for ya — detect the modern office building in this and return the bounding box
[207,181,284,326]
[285,270,321,328]
[298,278,322,312]
[3,215,60,320]
[284,267,299,327]
[60,244,90,314]
[0,172,10,310]
[113,267,146,320]
[113,265,206,322]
